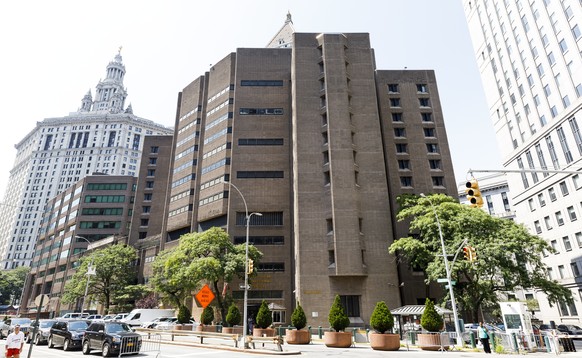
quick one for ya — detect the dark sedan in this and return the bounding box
[48,319,89,351]
[82,321,141,357]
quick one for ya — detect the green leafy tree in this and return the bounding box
[61,244,138,312]
[256,300,272,329]
[328,295,350,332]
[150,249,194,310]
[370,301,394,334]
[200,306,214,325]
[420,298,443,332]
[0,266,29,305]
[389,194,573,321]
[166,227,262,323]
[291,303,307,330]
[225,303,241,327]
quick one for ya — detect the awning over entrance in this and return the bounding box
[390,305,453,316]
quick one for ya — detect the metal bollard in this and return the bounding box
[352,328,357,342]
[469,331,476,348]
[216,324,222,333]
[511,333,518,352]
[318,326,323,339]
[410,331,416,345]
[366,328,370,342]
[544,335,551,352]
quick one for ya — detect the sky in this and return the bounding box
[0,0,501,197]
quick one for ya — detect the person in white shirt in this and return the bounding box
[5,324,25,358]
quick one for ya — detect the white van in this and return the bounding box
[120,309,175,326]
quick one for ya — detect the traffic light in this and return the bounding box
[247,259,254,274]
[470,246,477,262]
[463,246,477,262]
[465,179,484,208]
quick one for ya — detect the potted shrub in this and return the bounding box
[324,295,352,348]
[286,303,310,344]
[196,306,216,332]
[175,305,192,331]
[417,298,446,351]
[253,300,275,337]
[369,301,400,350]
[223,303,243,334]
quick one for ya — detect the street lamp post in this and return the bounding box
[420,194,463,347]
[223,181,261,349]
[75,236,95,314]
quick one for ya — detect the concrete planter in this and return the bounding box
[196,325,218,332]
[174,324,194,331]
[222,326,244,335]
[253,328,276,337]
[369,333,400,351]
[323,331,352,348]
[418,333,448,351]
[285,329,310,344]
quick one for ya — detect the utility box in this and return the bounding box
[500,302,536,351]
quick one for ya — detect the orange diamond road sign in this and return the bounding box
[195,284,215,308]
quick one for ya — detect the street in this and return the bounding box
[6,337,582,358]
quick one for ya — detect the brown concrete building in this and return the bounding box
[20,174,136,315]
[128,135,174,283]
[163,31,457,327]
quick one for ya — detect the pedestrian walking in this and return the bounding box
[477,322,491,353]
[5,324,25,358]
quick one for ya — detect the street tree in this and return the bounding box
[62,244,141,313]
[388,193,573,321]
[0,266,30,305]
[151,227,262,323]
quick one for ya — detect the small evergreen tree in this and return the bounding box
[225,303,241,327]
[370,301,394,334]
[255,300,273,329]
[291,303,307,330]
[420,298,443,332]
[328,295,350,332]
[200,306,214,325]
[177,305,191,324]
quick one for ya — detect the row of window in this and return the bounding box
[387,83,429,94]
[395,143,440,154]
[518,119,582,189]
[398,159,442,171]
[392,112,432,123]
[393,127,437,138]
[400,176,445,188]
[389,98,430,108]
[528,175,581,213]
[86,183,128,191]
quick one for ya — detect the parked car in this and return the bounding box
[155,318,197,330]
[0,317,32,339]
[111,313,129,321]
[59,312,89,320]
[539,324,553,332]
[86,314,103,321]
[102,315,116,321]
[120,309,175,327]
[557,324,582,336]
[48,319,89,351]
[82,321,141,356]
[29,319,57,345]
[140,316,176,329]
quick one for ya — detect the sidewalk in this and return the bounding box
[152,332,578,356]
